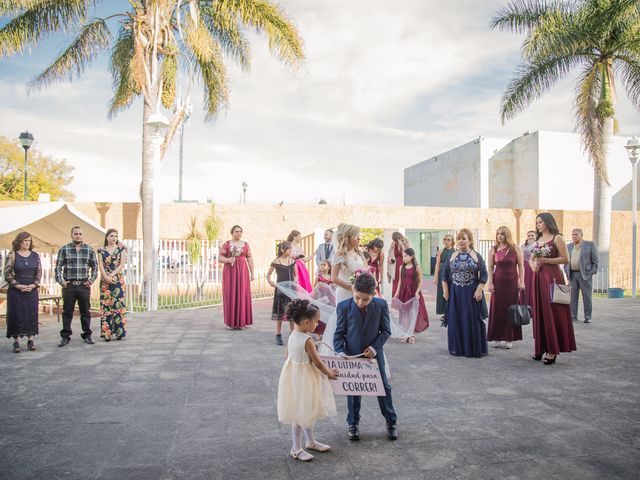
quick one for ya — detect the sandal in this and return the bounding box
[408,336,416,344]
[12,341,20,353]
[305,441,331,452]
[27,340,36,351]
[290,448,314,461]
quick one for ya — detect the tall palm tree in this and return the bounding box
[491,0,640,280]
[0,0,304,309]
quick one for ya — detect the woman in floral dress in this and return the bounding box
[97,229,128,341]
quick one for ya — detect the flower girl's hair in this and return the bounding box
[285,299,320,324]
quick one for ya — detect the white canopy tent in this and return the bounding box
[0,202,106,250]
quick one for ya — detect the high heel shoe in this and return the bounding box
[543,355,557,365]
[27,339,36,351]
[532,354,543,361]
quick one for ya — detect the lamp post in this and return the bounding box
[241,181,248,204]
[178,101,192,202]
[18,131,34,201]
[626,136,640,299]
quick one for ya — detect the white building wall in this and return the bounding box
[404,139,484,208]
[487,140,515,208]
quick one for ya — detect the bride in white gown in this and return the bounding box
[319,223,367,356]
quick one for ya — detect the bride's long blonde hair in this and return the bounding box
[335,223,362,260]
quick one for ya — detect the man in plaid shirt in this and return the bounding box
[55,226,98,347]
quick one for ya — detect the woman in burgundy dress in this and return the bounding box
[366,238,384,295]
[393,248,429,343]
[387,232,410,296]
[487,226,525,349]
[220,225,255,329]
[521,230,536,312]
[530,213,576,365]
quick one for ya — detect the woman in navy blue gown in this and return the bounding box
[442,228,488,358]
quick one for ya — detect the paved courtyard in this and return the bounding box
[0,297,639,479]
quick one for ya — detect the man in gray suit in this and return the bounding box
[315,229,334,266]
[565,229,599,323]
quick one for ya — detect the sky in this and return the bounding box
[0,0,638,206]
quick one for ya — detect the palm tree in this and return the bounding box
[0,0,303,309]
[491,0,640,281]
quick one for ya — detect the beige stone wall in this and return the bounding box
[2,201,636,286]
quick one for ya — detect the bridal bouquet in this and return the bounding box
[530,242,551,258]
[349,268,374,285]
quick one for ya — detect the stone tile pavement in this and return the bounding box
[0,297,639,479]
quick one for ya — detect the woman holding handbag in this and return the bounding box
[530,213,576,365]
[487,226,525,349]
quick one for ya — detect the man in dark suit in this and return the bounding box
[334,273,397,441]
[565,229,599,323]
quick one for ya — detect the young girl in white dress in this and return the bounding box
[277,299,339,461]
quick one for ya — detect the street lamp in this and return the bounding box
[18,131,34,201]
[241,181,248,204]
[625,136,640,299]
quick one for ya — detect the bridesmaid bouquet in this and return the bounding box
[530,242,551,258]
[349,268,374,284]
[230,245,242,257]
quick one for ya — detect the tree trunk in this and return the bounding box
[142,98,162,310]
[592,115,613,290]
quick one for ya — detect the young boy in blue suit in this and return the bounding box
[333,273,398,441]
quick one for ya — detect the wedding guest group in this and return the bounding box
[267,241,297,345]
[220,225,254,330]
[565,228,599,323]
[530,213,576,365]
[442,229,488,358]
[97,229,128,341]
[487,226,525,349]
[56,226,98,347]
[4,232,41,353]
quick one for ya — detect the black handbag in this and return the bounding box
[509,290,531,327]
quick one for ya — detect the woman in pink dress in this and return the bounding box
[393,248,429,343]
[288,230,313,293]
[521,230,536,312]
[220,225,255,329]
[487,226,525,349]
[366,238,384,295]
[387,232,410,297]
[530,213,576,365]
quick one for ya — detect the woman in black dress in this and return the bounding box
[4,232,42,353]
[267,241,297,345]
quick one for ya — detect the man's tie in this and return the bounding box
[325,244,331,259]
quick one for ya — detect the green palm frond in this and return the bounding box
[574,63,607,183]
[615,55,640,111]
[490,0,574,34]
[521,9,593,62]
[500,55,581,123]
[27,18,111,92]
[108,26,138,118]
[217,0,304,66]
[0,0,94,57]
[160,49,177,109]
[0,1,41,15]
[200,2,251,71]
[183,17,229,118]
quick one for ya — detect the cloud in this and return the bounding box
[0,0,638,207]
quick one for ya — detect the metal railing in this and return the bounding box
[0,239,275,312]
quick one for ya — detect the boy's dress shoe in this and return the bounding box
[387,424,398,440]
[347,425,360,441]
[83,336,95,345]
[58,338,70,347]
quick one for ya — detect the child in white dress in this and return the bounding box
[277,299,339,461]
